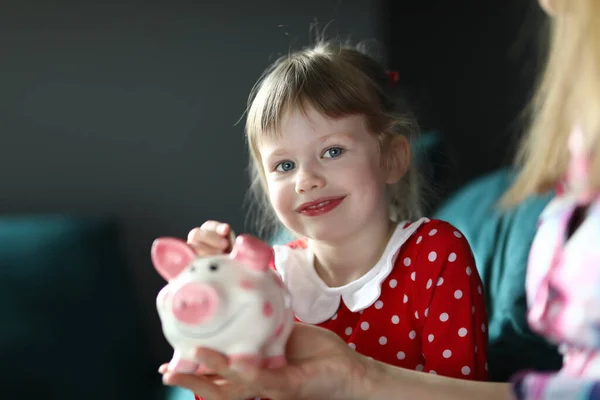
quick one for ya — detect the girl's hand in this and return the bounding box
[160,322,372,400]
[187,220,235,256]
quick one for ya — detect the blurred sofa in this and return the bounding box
[433,167,562,381]
[0,215,177,400]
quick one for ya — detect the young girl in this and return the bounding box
[165,39,489,396]
[161,1,600,400]
[185,39,488,380]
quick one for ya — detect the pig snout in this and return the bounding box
[171,283,219,325]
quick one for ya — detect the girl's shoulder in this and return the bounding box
[404,218,467,243]
[393,218,474,268]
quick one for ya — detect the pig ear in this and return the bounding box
[230,234,273,272]
[151,237,197,281]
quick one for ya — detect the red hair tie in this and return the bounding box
[386,71,399,85]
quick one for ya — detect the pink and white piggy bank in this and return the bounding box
[151,234,294,374]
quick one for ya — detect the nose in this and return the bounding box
[171,283,219,325]
[295,166,325,194]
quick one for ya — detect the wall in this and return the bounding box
[0,0,385,362]
[385,0,548,197]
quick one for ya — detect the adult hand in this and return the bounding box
[160,322,371,400]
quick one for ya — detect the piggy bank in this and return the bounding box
[151,234,294,374]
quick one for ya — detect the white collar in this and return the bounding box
[272,218,428,324]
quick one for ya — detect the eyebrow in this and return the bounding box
[263,149,288,161]
[319,131,355,144]
[262,131,355,162]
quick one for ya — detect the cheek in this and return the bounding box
[340,157,387,187]
[266,180,293,214]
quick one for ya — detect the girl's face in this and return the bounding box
[258,104,407,243]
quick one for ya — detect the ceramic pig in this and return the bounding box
[151,234,294,374]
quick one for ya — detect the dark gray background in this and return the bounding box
[0,0,386,362]
[0,0,544,363]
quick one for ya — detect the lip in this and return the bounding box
[295,196,346,216]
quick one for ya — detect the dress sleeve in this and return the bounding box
[511,371,600,399]
[417,221,489,380]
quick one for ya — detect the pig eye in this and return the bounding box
[189,266,196,272]
[209,263,219,272]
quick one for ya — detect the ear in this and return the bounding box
[151,237,197,281]
[383,134,410,184]
[230,234,273,272]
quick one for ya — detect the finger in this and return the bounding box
[194,347,290,388]
[215,223,231,236]
[201,220,231,237]
[194,347,232,375]
[159,363,223,379]
[193,347,261,385]
[188,224,229,245]
[187,229,230,252]
[158,363,169,374]
[191,349,295,399]
[189,241,229,257]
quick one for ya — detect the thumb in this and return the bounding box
[216,223,231,236]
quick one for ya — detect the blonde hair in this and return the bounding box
[503,0,600,205]
[244,40,423,239]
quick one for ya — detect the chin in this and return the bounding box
[283,210,368,242]
[300,223,355,243]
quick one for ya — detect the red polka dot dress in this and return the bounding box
[273,217,489,380]
[193,218,488,400]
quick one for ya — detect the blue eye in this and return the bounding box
[275,160,295,172]
[323,147,344,158]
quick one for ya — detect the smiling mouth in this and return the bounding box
[178,304,249,339]
[296,196,346,216]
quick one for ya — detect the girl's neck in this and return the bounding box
[309,218,398,287]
